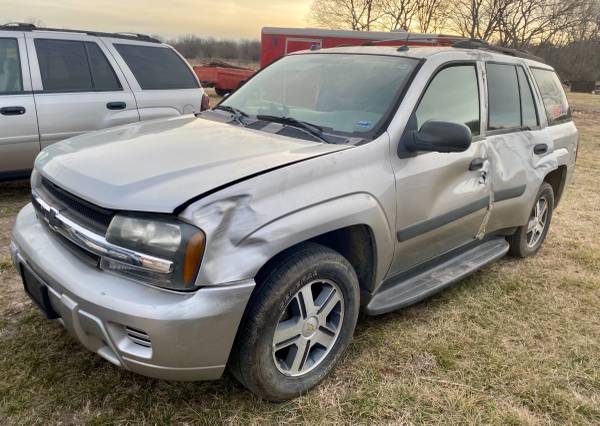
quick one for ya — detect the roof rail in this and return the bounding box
[453,39,545,63]
[0,23,161,43]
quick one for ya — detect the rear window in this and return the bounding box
[114,44,198,90]
[531,68,571,125]
[35,39,121,92]
[487,63,521,130]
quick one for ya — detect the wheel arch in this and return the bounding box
[543,165,567,207]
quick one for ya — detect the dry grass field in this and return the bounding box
[0,93,598,425]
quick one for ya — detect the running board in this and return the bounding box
[365,238,510,315]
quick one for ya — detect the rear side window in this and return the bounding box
[35,39,121,92]
[114,44,198,90]
[0,38,23,93]
[415,64,480,136]
[487,64,521,130]
[517,67,538,128]
[531,68,571,125]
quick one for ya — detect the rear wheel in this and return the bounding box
[228,243,360,401]
[508,182,554,257]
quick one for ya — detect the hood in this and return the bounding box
[36,115,350,213]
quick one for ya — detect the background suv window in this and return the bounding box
[415,65,480,136]
[487,64,521,130]
[35,39,121,92]
[114,44,199,90]
[0,38,23,93]
[531,68,571,125]
[517,67,539,129]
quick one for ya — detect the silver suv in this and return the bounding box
[11,44,578,401]
[0,23,207,179]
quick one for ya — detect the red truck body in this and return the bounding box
[194,27,465,94]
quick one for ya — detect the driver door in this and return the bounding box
[388,62,491,276]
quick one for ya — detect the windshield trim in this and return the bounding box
[216,53,425,142]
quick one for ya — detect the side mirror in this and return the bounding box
[405,120,472,153]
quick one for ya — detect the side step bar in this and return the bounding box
[365,238,510,315]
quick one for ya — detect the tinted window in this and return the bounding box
[415,65,480,136]
[86,42,121,91]
[35,39,120,92]
[487,64,520,130]
[114,44,198,90]
[531,68,571,125]
[517,67,538,128]
[0,38,23,93]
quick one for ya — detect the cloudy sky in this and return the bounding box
[2,0,314,39]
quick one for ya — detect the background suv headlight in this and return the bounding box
[103,214,205,291]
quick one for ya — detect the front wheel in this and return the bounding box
[508,182,554,257]
[228,242,360,401]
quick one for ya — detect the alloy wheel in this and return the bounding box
[272,279,344,377]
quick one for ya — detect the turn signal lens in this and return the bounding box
[183,231,206,286]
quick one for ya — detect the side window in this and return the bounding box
[487,64,520,130]
[517,67,538,128]
[35,39,121,92]
[85,42,121,91]
[0,38,23,93]
[114,44,199,90]
[531,68,571,125]
[415,65,480,136]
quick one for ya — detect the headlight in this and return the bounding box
[102,215,205,291]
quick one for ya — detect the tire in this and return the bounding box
[507,182,554,258]
[228,242,360,401]
[214,87,230,97]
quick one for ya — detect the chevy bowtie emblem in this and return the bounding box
[45,207,62,230]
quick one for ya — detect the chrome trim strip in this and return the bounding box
[33,192,174,274]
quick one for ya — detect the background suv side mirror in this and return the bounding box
[405,120,472,153]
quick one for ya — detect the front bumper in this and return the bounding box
[11,203,254,381]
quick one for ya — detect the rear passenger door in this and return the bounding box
[26,32,139,148]
[0,32,40,175]
[102,39,202,120]
[484,62,550,232]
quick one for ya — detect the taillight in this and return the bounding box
[200,94,210,111]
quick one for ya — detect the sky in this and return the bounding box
[2,0,314,39]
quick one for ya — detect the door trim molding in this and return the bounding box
[397,196,489,242]
[493,185,526,202]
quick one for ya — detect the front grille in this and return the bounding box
[40,177,115,234]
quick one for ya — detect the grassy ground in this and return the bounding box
[0,93,599,425]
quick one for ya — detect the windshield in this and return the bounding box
[220,53,419,138]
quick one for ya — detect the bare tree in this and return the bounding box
[379,0,417,31]
[448,0,512,41]
[414,0,450,33]
[310,0,382,31]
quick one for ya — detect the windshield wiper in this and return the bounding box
[213,105,249,126]
[256,115,333,144]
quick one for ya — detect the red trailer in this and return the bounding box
[194,27,465,95]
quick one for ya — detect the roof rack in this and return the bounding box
[0,23,161,43]
[453,39,544,63]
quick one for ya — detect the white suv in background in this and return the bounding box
[0,23,209,179]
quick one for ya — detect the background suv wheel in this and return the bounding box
[228,242,360,401]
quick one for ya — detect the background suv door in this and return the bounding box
[102,38,203,120]
[0,31,39,176]
[389,62,491,276]
[26,32,139,149]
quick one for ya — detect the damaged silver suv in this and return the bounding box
[11,44,578,401]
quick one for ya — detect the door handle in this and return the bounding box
[106,102,126,110]
[0,106,26,116]
[469,158,485,171]
[533,144,548,155]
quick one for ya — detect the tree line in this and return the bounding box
[310,0,600,82]
[167,36,260,63]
